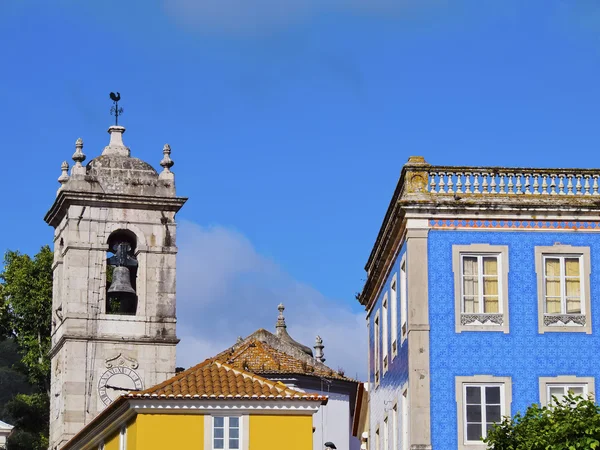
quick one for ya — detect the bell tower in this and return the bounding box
[45,124,186,449]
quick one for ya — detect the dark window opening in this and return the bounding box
[106,230,138,315]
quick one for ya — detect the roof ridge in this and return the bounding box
[138,357,214,395]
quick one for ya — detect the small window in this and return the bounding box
[455,376,512,450]
[400,257,408,342]
[401,388,409,450]
[383,416,389,450]
[213,416,240,450]
[535,246,591,334]
[539,376,595,406]
[391,275,398,357]
[374,311,380,386]
[382,294,389,373]
[392,403,398,450]
[452,245,510,333]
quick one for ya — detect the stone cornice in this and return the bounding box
[49,333,179,358]
[44,190,187,228]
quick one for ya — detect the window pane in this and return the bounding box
[229,439,240,449]
[214,438,224,449]
[484,297,499,313]
[566,279,580,298]
[463,277,478,297]
[466,423,482,441]
[565,258,580,276]
[463,257,478,276]
[483,277,498,296]
[229,428,239,439]
[546,298,561,314]
[545,279,561,297]
[486,386,501,404]
[566,299,581,314]
[486,405,501,423]
[545,259,560,276]
[549,386,564,398]
[229,417,239,428]
[466,405,482,422]
[463,297,478,313]
[466,386,481,404]
[569,386,585,396]
[214,417,224,427]
[483,257,498,275]
[214,428,224,439]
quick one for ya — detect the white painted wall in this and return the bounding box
[305,389,360,450]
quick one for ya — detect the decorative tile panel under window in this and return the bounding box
[455,376,512,450]
[539,376,595,406]
[452,245,510,333]
[213,416,240,450]
[535,246,591,334]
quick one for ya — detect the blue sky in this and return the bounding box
[3,0,600,376]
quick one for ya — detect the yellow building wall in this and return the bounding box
[127,419,137,450]
[249,415,313,450]
[133,414,204,450]
[103,428,120,450]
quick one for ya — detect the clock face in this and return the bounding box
[98,366,143,406]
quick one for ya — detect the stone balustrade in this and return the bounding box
[426,167,600,196]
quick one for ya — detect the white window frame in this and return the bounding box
[119,425,127,450]
[383,415,389,450]
[401,387,409,450]
[392,402,398,450]
[539,376,595,406]
[400,256,408,343]
[375,426,380,450]
[382,294,389,373]
[452,245,510,333]
[455,376,512,450]
[535,245,591,334]
[391,274,398,358]
[374,310,380,387]
[212,416,241,450]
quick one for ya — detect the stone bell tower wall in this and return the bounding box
[46,127,186,450]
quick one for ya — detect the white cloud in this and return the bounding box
[175,220,367,380]
[163,0,447,35]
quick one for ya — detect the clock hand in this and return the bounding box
[105,384,141,391]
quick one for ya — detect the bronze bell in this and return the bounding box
[107,266,136,296]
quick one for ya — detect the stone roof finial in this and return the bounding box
[102,126,130,157]
[71,138,86,176]
[58,161,70,185]
[276,303,286,333]
[159,144,175,180]
[314,335,325,363]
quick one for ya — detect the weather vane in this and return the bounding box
[109,92,123,125]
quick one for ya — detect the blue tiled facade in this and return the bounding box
[428,229,600,449]
[368,228,600,449]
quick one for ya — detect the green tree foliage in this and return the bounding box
[0,246,53,450]
[485,394,600,450]
[3,394,49,450]
[0,246,53,391]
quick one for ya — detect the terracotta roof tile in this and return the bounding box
[213,338,355,382]
[129,359,326,401]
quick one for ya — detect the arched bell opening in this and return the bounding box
[105,230,138,315]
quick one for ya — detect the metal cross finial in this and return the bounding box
[109,92,124,125]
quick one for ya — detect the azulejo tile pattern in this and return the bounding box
[430,219,600,230]
[428,230,600,449]
[369,243,408,450]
